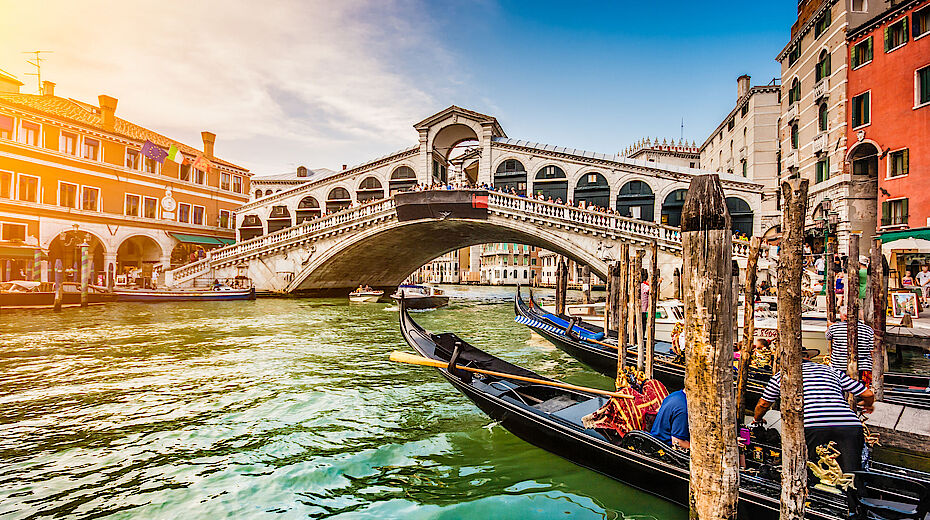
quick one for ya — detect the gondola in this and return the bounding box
[396,297,930,519]
[515,288,930,411]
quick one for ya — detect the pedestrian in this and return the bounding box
[835,271,845,307]
[753,347,874,473]
[825,309,875,385]
[815,254,825,276]
[917,265,930,300]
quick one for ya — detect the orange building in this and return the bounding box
[0,73,250,285]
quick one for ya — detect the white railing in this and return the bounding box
[169,257,211,282]
[812,133,827,154]
[813,78,828,100]
[786,104,798,123]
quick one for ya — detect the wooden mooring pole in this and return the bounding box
[645,241,658,379]
[778,178,809,520]
[681,174,738,520]
[53,259,63,312]
[736,236,762,416]
[556,257,568,316]
[731,259,740,345]
[847,234,861,409]
[619,244,630,348]
[870,238,887,400]
[582,265,592,304]
[826,239,836,321]
[633,249,645,371]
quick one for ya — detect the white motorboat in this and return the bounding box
[349,289,384,303]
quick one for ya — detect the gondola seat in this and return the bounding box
[551,397,609,425]
[846,471,930,520]
[619,430,689,468]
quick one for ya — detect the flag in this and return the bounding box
[141,140,168,163]
[193,155,211,172]
[166,144,185,164]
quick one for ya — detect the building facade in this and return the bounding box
[701,75,783,236]
[777,0,885,249]
[0,75,250,284]
[479,243,540,285]
[250,165,337,200]
[622,138,700,169]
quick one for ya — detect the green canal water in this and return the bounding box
[0,285,686,519]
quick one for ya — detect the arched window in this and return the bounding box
[296,196,321,223]
[574,172,609,208]
[791,124,799,149]
[326,187,351,213]
[389,166,417,195]
[533,165,567,201]
[357,176,384,202]
[661,189,689,227]
[254,189,262,199]
[264,189,273,196]
[494,159,527,195]
[818,103,829,132]
[616,180,655,221]
[789,78,801,104]
[816,50,831,82]
[239,214,263,241]
[267,205,292,233]
[726,197,753,236]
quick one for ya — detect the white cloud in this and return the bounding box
[0,0,455,173]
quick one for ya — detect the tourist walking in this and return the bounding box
[917,265,930,300]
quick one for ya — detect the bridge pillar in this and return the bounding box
[478,126,493,186]
[417,129,430,185]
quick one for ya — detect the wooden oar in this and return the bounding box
[390,351,633,399]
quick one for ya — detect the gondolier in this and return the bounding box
[825,310,874,384]
[752,348,874,472]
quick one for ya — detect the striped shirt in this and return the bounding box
[762,362,867,428]
[824,321,874,372]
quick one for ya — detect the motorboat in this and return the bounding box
[0,280,116,309]
[349,288,384,303]
[391,284,449,309]
[113,285,255,302]
[539,299,684,343]
[397,295,930,519]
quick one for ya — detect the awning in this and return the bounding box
[217,237,236,246]
[169,233,227,246]
[879,227,930,242]
[882,238,930,253]
[0,245,44,260]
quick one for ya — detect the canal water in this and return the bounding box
[0,285,686,519]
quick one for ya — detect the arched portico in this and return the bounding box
[116,235,163,286]
[47,229,106,283]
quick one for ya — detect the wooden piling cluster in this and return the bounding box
[847,235,861,410]
[826,239,836,320]
[736,236,762,416]
[870,240,888,400]
[555,257,568,315]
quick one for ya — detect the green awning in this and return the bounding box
[169,233,225,246]
[0,245,44,260]
[217,237,236,246]
[879,227,930,242]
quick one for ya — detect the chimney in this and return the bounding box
[98,95,118,130]
[297,166,308,177]
[737,75,751,100]
[342,164,347,170]
[201,131,216,158]
[42,81,56,97]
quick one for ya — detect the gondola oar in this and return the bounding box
[389,351,634,399]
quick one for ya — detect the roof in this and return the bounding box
[251,167,337,182]
[0,69,23,87]
[414,105,506,137]
[0,92,248,172]
[847,0,925,40]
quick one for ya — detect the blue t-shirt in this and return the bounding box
[650,390,689,445]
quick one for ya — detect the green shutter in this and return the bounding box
[885,26,891,51]
[867,37,873,61]
[864,93,870,125]
[922,67,930,104]
[902,149,909,175]
[852,96,860,126]
[903,18,909,42]
[826,53,831,76]
[902,198,909,222]
[852,46,859,68]
[882,201,890,224]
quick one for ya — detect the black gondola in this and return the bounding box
[396,297,930,520]
[515,287,930,411]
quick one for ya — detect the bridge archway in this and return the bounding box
[431,124,479,184]
[296,196,322,223]
[326,187,352,213]
[533,165,568,201]
[616,180,655,221]
[574,171,609,208]
[661,189,688,227]
[389,166,417,194]
[494,158,527,195]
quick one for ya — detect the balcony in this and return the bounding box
[785,152,798,169]
[813,78,829,101]
[812,133,828,154]
[786,104,798,123]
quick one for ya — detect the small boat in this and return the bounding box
[349,289,384,303]
[396,296,930,519]
[539,299,683,342]
[0,281,116,309]
[114,286,255,302]
[516,288,930,411]
[391,284,449,309]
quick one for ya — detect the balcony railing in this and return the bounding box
[812,133,827,154]
[786,152,799,169]
[786,104,798,123]
[813,78,829,101]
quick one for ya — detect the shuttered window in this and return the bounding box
[889,149,909,178]
[851,37,873,68]
[884,18,908,51]
[919,66,930,106]
[816,157,830,183]
[851,92,870,128]
[915,6,930,38]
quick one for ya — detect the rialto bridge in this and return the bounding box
[163,106,766,294]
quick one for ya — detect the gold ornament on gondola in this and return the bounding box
[807,442,856,493]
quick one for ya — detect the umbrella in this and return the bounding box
[881,238,930,253]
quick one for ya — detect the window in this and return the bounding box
[18,174,38,202]
[727,119,734,131]
[741,159,748,177]
[882,198,908,227]
[125,149,140,170]
[818,103,828,132]
[192,205,205,225]
[788,78,801,104]
[851,92,870,128]
[587,173,598,184]
[82,138,99,160]
[59,132,77,155]
[915,6,930,38]
[19,121,39,146]
[58,182,78,208]
[816,50,831,82]
[220,173,231,191]
[219,210,231,228]
[0,171,12,198]
[82,186,99,211]
[143,196,157,219]
[918,65,930,107]
[851,37,873,68]
[1,222,27,241]
[144,156,157,174]
[788,44,801,66]
[193,168,205,185]
[0,115,12,140]
[232,175,242,193]
[885,18,908,52]
[815,10,831,39]
[254,189,262,198]
[816,157,830,183]
[125,194,141,217]
[791,124,799,149]
[179,163,191,181]
[178,203,191,223]
[852,0,866,12]
[889,149,909,178]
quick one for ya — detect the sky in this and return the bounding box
[0,0,797,175]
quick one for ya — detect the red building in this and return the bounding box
[846,0,930,282]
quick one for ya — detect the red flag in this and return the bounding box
[193,155,211,172]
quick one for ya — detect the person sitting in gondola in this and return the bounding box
[650,390,689,449]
